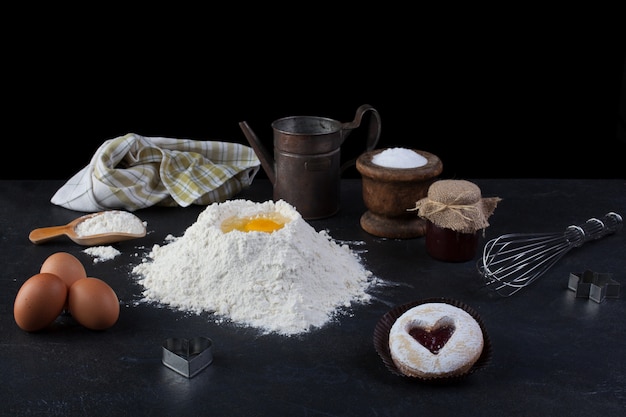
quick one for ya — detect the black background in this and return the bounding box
[3,10,625,180]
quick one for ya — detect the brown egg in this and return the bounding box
[68,277,120,330]
[14,272,67,332]
[40,252,87,289]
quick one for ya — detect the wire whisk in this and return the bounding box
[478,212,623,297]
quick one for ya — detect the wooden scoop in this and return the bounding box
[29,211,147,246]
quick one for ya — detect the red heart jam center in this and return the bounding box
[408,318,455,354]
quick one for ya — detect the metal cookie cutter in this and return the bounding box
[162,336,213,378]
[568,270,620,303]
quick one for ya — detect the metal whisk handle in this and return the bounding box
[564,212,623,248]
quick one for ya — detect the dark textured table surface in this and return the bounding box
[1,179,625,417]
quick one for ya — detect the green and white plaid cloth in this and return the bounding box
[51,133,261,212]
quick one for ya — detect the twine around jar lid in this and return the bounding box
[409,179,501,234]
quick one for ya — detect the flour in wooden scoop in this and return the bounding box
[132,199,379,336]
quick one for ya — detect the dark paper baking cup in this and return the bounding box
[373,297,492,382]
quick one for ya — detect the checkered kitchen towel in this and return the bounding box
[51,133,261,212]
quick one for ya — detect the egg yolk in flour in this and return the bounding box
[220,213,290,233]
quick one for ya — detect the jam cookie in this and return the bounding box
[388,302,484,379]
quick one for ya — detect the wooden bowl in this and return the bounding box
[356,149,443,238]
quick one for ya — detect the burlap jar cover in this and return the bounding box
[410,180,502,234]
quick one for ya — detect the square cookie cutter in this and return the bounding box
[162,336,213,378]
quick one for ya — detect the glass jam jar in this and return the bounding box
[425,220,479,262]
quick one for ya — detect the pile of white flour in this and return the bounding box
[83,246,122,263]
[75,210,146,236]
[132,199,378,336]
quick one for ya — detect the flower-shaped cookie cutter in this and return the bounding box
[568,270,620,303]
[162,336,213,378]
